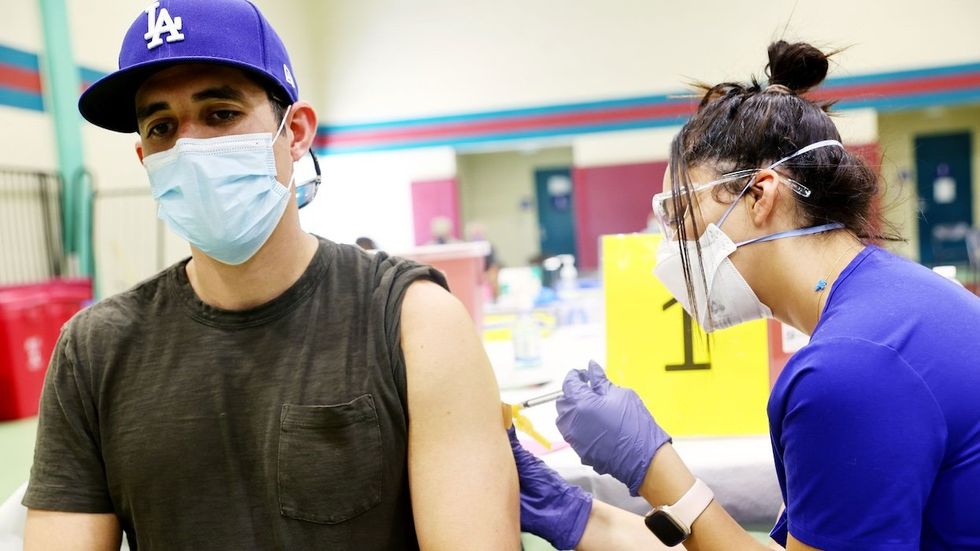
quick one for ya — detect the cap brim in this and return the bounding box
[79,57,290,134]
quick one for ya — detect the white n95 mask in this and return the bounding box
[143,107,293,265]
[655,224,772,333]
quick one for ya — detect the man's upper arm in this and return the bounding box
[400,280,520,550]
[25,510,121,551]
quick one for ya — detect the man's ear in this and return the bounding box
[285,101,317,162]
[135,140,144,163]
[746,169,781,227]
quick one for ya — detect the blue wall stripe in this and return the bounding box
[318,87,980,155]
[319,61,980,136]
[0,40,977,149]
[837,88,980,112]
[0,87,44,111]
[822,61,980,88]
[322,94,691,132]
[0,44,40,71]
[317,116,692,155]
[0,46,109,83]
[79,66,106,84]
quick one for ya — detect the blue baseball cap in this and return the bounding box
[79,0,298,133]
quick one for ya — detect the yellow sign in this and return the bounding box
[602,233,770,436]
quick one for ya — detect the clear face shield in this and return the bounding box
[648,139,847,332]
[650,169,812,242]
[650,139,847,242]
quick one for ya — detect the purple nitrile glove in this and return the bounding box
[556,360,671,496]
[507,427,592,550]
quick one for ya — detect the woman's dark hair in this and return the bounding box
[667,40,900,327]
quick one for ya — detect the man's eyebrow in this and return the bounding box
[191,85,246,103]
[135,86,248,125]
[135,101,168,123]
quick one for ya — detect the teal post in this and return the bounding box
[38,0,91,278]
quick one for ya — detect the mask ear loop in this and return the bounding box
[273,104,292,143]
[272,104,294,190]
[716,139,845,230]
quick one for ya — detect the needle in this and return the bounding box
[515,389,564,410]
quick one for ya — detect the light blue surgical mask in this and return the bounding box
[144,107,293,265]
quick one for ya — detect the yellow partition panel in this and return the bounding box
[602,233,770,436]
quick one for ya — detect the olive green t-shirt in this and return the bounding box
[23,237,447,550]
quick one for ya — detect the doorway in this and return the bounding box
[534,167,577,258]
[914,132,974,265]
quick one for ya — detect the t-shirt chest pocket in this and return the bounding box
[277,394,383,524]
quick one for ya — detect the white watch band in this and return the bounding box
[669,478,714,530]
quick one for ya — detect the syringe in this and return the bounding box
[515,389,564,410]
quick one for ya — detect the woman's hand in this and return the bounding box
[556,360,671,496]
[507,427,592,550]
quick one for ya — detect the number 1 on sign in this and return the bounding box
[662,298,711,371]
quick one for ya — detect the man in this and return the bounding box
[22,1,518,549]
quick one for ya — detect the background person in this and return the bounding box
[428,216,459,245]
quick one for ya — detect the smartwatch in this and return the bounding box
[644,478,714,547]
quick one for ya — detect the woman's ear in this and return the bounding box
[746,169,782,227]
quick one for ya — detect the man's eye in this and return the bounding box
[147,122,171,137]
[210,110,240,122]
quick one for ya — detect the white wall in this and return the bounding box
[299,147,456,252]
[573,128,675,169]
[313,0,980,124]
[0,109,57,171]
[4,1,44,52]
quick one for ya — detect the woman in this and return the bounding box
[511,41,980,550]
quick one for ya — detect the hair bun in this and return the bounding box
[765,40,829,93]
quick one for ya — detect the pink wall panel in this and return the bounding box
[572,161,668,271]
[411,178,460,246]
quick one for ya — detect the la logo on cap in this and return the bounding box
[144,1,184,50]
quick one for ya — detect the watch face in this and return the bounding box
[645,510,688,547]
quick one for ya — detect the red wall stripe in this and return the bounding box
[317,70,980,151]
[0,64,42,94]
[322,102,696,146]
[814,72,980,102]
